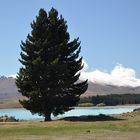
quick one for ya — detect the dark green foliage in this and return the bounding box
[79,96,93,104]
[92,94,140,106]
[78,96,93,106]
[16,8,88,121]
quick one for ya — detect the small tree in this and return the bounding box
[16,8,88,121]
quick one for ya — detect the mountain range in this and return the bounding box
[0,76,140,100]
[0,76,20,100]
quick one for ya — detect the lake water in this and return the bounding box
[0,106,139,120]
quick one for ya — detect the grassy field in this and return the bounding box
[0,111,140,140]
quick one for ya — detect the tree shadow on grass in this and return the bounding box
[60,114,125,122]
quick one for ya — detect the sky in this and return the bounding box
[0,0,140,85]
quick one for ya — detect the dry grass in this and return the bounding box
[1,131,140,140]
[0,111,140,140]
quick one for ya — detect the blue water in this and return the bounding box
[0,106,138,120]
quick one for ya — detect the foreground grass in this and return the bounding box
[0,111,140,140]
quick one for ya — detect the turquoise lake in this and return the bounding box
[0,106,139,120]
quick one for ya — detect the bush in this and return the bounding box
[96,103,106,107]
[0,115,19,122]
[78,102,93,107]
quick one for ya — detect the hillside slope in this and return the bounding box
[0,77,140,100]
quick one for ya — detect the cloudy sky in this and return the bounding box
[0,0,140,86]
[80,60,140,87]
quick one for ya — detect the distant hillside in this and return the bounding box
[85,82,140,96]
[0,76,140,100]
[0,76,21,100]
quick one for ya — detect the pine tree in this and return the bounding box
[16,8,88,121]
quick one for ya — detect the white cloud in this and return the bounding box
[8,62,140,87]
[80,62,140,87]
[8,74,17,78]
[82,59,89,71]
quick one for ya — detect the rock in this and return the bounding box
[133,108,140,112]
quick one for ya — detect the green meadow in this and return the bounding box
[0,111,140,140]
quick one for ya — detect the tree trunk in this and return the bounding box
[44,113,51,121]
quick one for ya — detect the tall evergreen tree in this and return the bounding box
[16,8,88,121]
